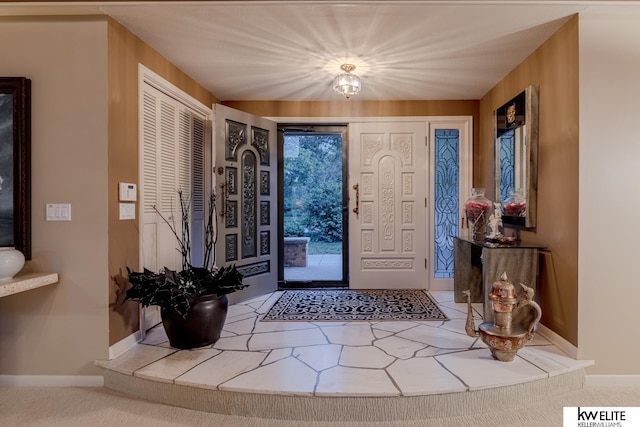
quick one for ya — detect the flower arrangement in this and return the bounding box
[124,190,247,318]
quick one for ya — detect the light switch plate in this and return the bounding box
[46,203,71,221]
[119,183,137,201]
[119,203,136,220]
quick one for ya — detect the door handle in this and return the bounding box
[219,182,229,218]
[352,183,359,215]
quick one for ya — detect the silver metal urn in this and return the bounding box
[464,272,542,362]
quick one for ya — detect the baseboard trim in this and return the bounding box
[537,323,578,359]
[429,283,454,291]
[109,330,141,360]
[585,375,640,388]
[0,375,104,387]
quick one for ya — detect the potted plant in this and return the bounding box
[124,190,247,349]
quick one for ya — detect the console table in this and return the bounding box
[453,237,544,323]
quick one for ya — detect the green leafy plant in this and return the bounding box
[124,190,247,318]
[304,181,343,242]
[283,134,343,243]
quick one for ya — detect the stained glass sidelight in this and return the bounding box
[434,129,459,279]
[499,129,515,204]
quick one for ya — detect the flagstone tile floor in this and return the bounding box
[284,254,342,281]
[97,290,593,397]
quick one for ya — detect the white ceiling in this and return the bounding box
[3,1,638,101]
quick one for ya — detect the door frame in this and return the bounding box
[277,124,349,288]
[269,116,473,291]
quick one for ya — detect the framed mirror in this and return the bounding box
[0,77,31,259]
[494,85,539,229]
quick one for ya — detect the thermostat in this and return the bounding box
[119,183,137,202]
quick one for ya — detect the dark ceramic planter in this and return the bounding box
[161,294,228,349]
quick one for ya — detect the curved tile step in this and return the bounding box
[96,291,593,420]
[101,368,588,422]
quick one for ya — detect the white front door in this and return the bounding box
[213,105,278,303]
[348,122,427,289]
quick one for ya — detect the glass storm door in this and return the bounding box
[279,126,347,287]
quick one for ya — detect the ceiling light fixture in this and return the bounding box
[333,64,361,98]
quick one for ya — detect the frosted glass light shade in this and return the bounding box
[333,64,361,98]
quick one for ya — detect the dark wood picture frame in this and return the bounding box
[0,77,31,259]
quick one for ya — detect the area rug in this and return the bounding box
[261,289,448,322]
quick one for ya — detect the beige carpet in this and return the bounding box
[1,386,639,426]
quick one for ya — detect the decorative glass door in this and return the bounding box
[213,105,277,302]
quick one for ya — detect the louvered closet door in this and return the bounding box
[140,83,207,329]
[188,112,206,267]
[142,86,207,271]
[142,86,181,273]
[213,104,277,302]
[141,86,164,275]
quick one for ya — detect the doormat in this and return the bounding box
[262,289,449,322]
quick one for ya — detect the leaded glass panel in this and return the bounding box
[434,129,459,279]
[499,129,515,204]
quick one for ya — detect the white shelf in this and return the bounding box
[0,273,59,298]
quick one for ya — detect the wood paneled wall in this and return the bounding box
[107,18,217,346]
[478,16,579,345]
[222,100,478,120]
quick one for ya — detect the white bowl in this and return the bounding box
[0,247,26,282]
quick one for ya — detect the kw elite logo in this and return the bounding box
[564,407,640,427]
